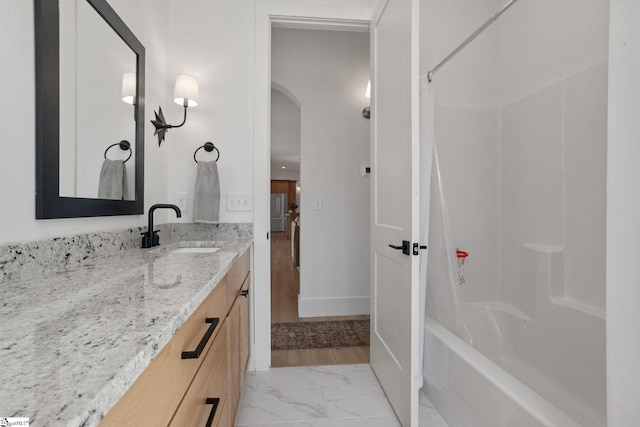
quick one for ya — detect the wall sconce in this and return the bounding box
[121,72,136,105]
[151,74,199,145]
[362,80,371,119]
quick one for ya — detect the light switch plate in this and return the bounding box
[227,193,253,211]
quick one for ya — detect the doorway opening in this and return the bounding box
[269,25,371,367]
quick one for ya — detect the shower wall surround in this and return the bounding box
[0,223,252,285]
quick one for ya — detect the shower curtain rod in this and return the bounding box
[427,0,521,82]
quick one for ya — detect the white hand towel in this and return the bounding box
[193,161,220,222]
[97,159,128,200]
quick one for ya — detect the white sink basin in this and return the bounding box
[170,247,220,254]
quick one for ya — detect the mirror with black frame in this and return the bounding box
[35,0,145,219]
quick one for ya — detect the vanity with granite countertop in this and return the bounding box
[0,224,252,427]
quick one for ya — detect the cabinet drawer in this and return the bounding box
[170,322,228,427]
[99,278,228,426]
[227,249,250,307]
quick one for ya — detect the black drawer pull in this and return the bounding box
[181,318,219,359]
[205,397,220,427]
[241,289,249,298]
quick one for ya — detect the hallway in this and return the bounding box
[270,232,370,367]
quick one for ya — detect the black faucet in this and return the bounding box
[141,204,182,248]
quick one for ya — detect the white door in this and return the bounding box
[370,0,420,426]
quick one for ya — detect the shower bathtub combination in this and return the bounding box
[419,0,608,425]
[422,273,605,426]
[420,181,606,426]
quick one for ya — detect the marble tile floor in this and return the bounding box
[236,364,448,427]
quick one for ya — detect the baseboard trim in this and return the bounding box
[297,295,370,317]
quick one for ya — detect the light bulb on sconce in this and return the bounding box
[173,74,199,107]
[362,80,371,119]
[121,72,136,105]
[151,74,199,145]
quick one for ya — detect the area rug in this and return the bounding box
[271,320,370,351]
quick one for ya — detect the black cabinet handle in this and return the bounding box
[204,397,220,427]
[181,318,219,359]
[241,289,249,298]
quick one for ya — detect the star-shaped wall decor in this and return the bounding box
[151,107,169,145]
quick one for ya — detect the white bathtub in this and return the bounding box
[422,301,606,427]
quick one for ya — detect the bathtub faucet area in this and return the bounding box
[141,204,182,248]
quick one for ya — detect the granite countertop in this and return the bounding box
[0,238,252,426]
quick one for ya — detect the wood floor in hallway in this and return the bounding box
[270,231,370,367]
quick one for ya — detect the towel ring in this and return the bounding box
[104,140,132,163]
[194,141,220,163]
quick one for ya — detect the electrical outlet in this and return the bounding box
[175,192,188,212]
[227,193,253,211]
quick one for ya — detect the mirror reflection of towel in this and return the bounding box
[193,161,220,222]
[97,159,128,200]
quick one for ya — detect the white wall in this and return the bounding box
[271,87,301,181]
[498,0,608,315]
[420,0,501,108]
[165,0,256,224]
[498,0,608,323]
[607,1,640,423]
[498,0,610,106]
[272,28,371,316]
[0,0,171,246]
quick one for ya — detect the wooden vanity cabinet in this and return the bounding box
[169,323,229,427]
[99,248,251,427]
[226,253,251,427]
[99,276,228,426]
